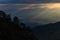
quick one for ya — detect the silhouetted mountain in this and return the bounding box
[0,11,37,40]
[33,22,60,40]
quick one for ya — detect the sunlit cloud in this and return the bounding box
[17,3,60,11]
[40,3,60,9]
[18,4,36,10]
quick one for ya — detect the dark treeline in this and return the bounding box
[33,21,60,40]
[0,11,37,40]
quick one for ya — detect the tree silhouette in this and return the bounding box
[13,16,19,25]
[0,11,6,17]
[6,14,11,23]
[20,23,25,29]
[0,11,37,40]
[0,11,6,22]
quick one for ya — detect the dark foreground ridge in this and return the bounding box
[33,21,60,40]
[0,11,37,40]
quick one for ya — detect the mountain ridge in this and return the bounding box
[32,21,60,40]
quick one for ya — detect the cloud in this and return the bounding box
[0,0,60,4]
[16,3,60,11]
[0,0,20,4]
[0,4,46,24]
[0,4,60,26]
[22,0,60,3]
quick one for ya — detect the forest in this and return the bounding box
[0,11,38,40]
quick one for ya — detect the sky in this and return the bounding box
[1,0,60,4]
[0,0,60,26]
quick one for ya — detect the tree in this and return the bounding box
[20,23,25,29]
[0,11,7,22]
[0,11,38,40]
[0,11,6,18]
[13,16,19,25]
[6,14,11,22]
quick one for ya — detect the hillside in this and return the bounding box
[33,22,60,40]
[0,11,38,40]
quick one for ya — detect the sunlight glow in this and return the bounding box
[40,3,60,9]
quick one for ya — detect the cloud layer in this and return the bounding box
[0,0,60,4]
[0,4,60,26]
